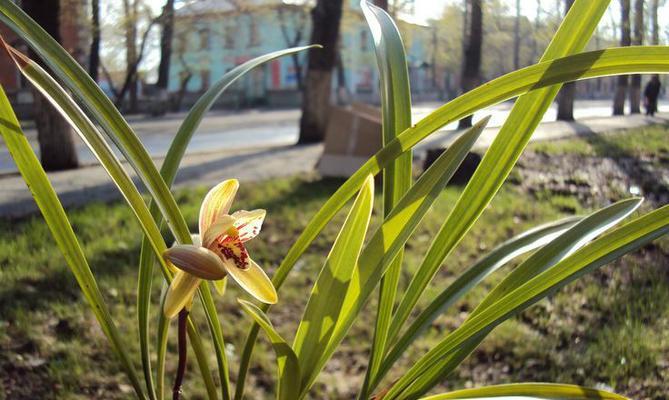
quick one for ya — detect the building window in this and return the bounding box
[224,25,236,49]
[249,18,260,47]
[360,30,368,51]
[200,69,210,91]
[199,29,211,50]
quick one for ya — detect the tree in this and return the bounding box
[650,0,661,45]
[613,0,631,115]
[297,0,344,144]
[156,0,175,91]
[458,0,482,129]
[629,0,643,113]
[513,0,521,70]
[89,0,100,81]
[556,0,575,121]
[374,0,389,10]
[22,0,79,171]
[123,0,139,112]
[278,3,309,90]
[101,4,157,111]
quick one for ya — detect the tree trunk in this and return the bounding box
[557,82,575,121]
[123,0,139,112]
[297,0,343,144]
[513,0,520,70]
[88,0,100,81]
[458,0,482,129]
[556,0,575,121]
[156,0,174,90]
[629,0,643,114]
[22,0,79,171]
[613,0,631,115]
[374,0,389,10]
[651,0,659,45]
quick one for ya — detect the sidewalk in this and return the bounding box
[1,113,667,218]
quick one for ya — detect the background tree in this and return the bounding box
[629,0,644,113]
[155,0,175,92]
[513,0,521,70]
[650,0,662,45]
[22,0,79,171]
[458,0,482,129]
[89,0,100,81]
[298,0,343,144]
[123,0,139,112]
[278,3,309,90]
[557,0,575,121]
[613,0,631,115]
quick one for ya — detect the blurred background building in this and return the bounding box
[168,0,437,109]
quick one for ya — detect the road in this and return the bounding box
[1,99,666,174]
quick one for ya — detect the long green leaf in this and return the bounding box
[139,45,315,400]
[360,2,413,397]
[0,1,190,242]
[0,7,236,397]
[238,300,301,400]
[420,383,628,399]
[385,198,642,397]
[474,198,641,314]
[0,39,172,279]
[155,286,170,400]
[1,41,223,399]
[385,204,669,399]
[293,175,375,390]
[297,118,489,396]
[389,0,610,369]
[375,216,580,388]
[235,45,669,395]
[0,85,145,399]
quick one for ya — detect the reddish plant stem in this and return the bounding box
[173,309,188,400]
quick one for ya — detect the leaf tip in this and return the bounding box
[0,36,29,68]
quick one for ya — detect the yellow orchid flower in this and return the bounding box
[163,179,277,318]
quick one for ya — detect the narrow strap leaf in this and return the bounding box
[389,1,611,367]
[473,198,641,315]
[293,175,375,388]
[385,198,642,396]
[297,119,489,395]
[420,383,629,399]
[360,2,413,397]
[0,85,146,399]
[238,300,301,400]
[138,45,315,400]
[235,44,669,399]
[376,216,580,388]
[385,205,669,399]
[0,1,191,241]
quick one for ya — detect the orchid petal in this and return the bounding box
[232,209,266,242]
[201,215,236,248]
[220,256,277,304]
[199,179,239,235]
[163,271,201,319]
[164,244,227,280]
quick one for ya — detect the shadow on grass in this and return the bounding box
[0,243,142,319]
[570,121,669,201]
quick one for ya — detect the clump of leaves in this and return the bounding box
[0,1,668,399]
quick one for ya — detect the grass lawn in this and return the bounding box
[1,126,668,399]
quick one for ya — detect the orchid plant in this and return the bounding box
[1,1,669,399]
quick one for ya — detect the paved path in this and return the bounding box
[3,99,667,174]
[1,109,667,219]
